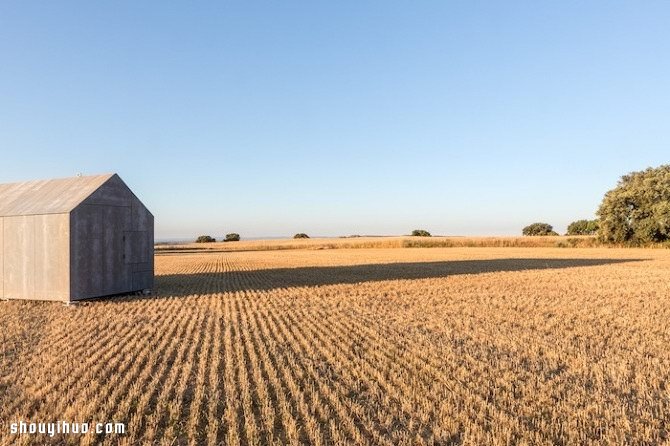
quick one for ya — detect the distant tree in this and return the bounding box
[411,229,431,237]
[223,233,240,242]
[294,233,310,239]
[195,235,216,243]
[522,223,556,236]
[597,165,670,244]
[566,219,599,236]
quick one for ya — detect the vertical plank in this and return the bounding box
[3,216,35,299]
[34,214,69,301]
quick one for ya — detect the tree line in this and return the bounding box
[524,164,670,244]
[193,165,670,246]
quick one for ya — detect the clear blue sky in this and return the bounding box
[1,2,668,239]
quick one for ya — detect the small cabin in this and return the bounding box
[0,173,154,302]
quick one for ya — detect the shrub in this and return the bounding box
[224,233,240,242]
[195,235,216,243]
[294,233,310,239]
[522,223,556,236]
[556,237,600,248]
[566,219,599,236]
[598,165,670,244]
[411,229,431,237]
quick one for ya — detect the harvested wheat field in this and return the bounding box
[2,247,670,445]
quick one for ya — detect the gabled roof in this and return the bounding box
[0,174,116,217]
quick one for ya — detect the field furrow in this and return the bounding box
[2,247,669,445]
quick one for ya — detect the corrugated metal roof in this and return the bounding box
[0,174,115,216]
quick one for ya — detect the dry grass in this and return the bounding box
[1,247,670,445]
[155,235,601,254]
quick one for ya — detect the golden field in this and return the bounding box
[155,235,600,253]
[1,245,670,445]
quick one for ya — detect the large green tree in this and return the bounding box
[522,222,558,236]
[597,165,670,244]
[566,219,599,236]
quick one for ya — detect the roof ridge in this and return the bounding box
[0,173,119,217]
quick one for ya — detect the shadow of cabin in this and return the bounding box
[138,257,646,300]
